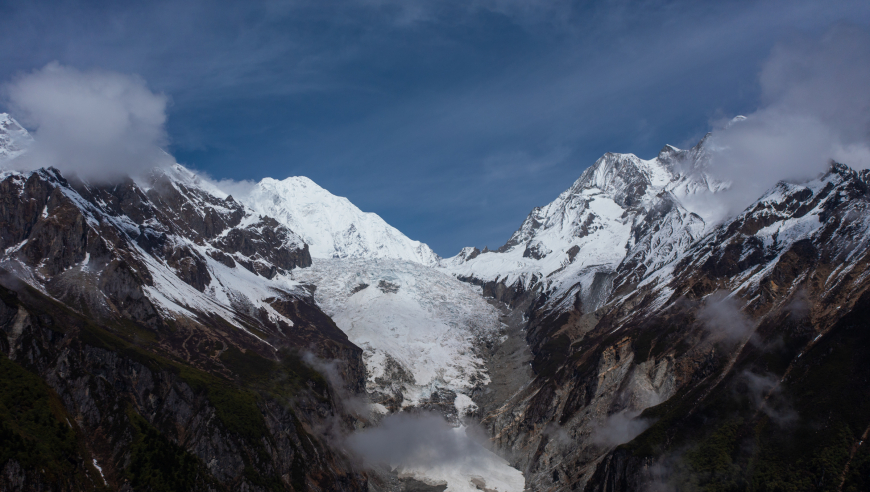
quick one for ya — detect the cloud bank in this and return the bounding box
[3,62,171,181]
[706,24,870,216]
[346,411,525,491]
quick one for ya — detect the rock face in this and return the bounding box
[0,277,366,492]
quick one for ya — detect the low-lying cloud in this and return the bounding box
[697,291,755,342]
[345,412,492,469]
[3,62,171,181]
[704,24,870,218]
[591,409,652,448]
[740,370,798,426]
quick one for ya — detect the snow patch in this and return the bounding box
[92,458,108,486]
[454,394,478,416]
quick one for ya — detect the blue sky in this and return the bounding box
[1,0,869,256]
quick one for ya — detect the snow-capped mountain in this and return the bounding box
[240,176,440,265]
[0,160,374,489]
[498,160,870,491]
[440,125,870,491]
[623,161,870,323]
[441,136,727,311]
[8,100,870,492]
[0,163,323,347]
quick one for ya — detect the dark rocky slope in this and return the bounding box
[0,166,368,491]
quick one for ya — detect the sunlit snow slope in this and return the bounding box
[241,176,440,265]
[0,113,32,160]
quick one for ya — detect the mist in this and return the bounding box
[345,412,491,469]
[301,351,371,418]
[697,291,755,342]
[704,24,870,218]
[740,370,798,426]
[3,62,171,182]
[591,410,652,448]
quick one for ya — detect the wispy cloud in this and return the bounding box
[591,409,653,447]
[697,291,756,342]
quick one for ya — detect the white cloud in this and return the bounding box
[705,24,870,216]
[3,62,171,181]
[591,409,652,447]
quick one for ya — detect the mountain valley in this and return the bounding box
[2,111,870,492]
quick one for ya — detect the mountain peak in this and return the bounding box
[261,175,321,190]
[441,134,724,301]
[657,143,682,159]
[242,175,441,265]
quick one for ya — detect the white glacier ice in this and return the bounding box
[292,257,504,407]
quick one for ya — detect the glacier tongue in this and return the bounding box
[292,257,504,412]
[292,257,526,492]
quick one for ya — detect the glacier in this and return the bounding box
[241,176,441,265]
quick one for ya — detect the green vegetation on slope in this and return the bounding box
[0,353,99,489]
[126,408,212,492]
